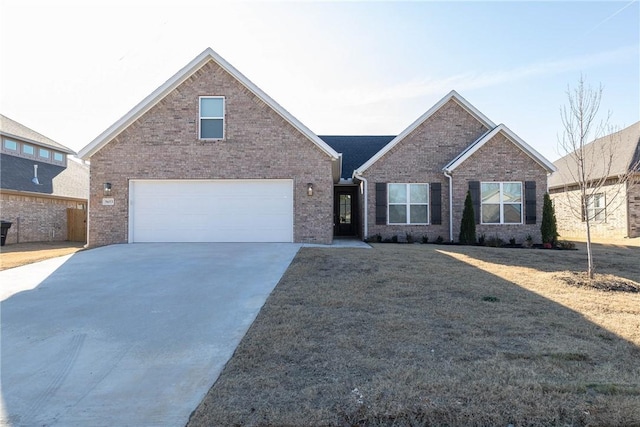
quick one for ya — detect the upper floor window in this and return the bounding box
[39,148,50,159]
[388,183,429,224]
[3,139,18,151]
[481,182,522,224]
[54,152,64,162]
[199,96,225,140]
[23,144,34,155]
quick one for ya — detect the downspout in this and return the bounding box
[353,172,368,239]
[443,170,453,242]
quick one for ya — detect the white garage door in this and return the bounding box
[129,180,293,243]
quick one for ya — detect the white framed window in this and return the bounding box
[3,139,18,151]
[199,96,225,140]
[23,144,34,155]
[54,152,64,162]
[585,193,606,222]
[481,182,522,224]
[39,148,50,159]
[388,183,429,224]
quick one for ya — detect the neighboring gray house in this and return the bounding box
[549,121,640,239]
[0,115,89,243]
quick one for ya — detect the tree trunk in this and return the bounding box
[585,217,595,279]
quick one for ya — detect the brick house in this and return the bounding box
[548,122,640,239]
[79,48,555,247]
[0,115,89,244]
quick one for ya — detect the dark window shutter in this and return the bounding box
[525,181,536,224]
[430,183,442,225]
[469,181,480,224]
[375,183,387,225]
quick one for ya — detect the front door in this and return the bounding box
[334,186,358,237]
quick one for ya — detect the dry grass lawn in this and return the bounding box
[188,242,640,427]
[0,241,85,270]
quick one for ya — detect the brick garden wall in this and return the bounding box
[88,60,335,247]
[0,192,85,244]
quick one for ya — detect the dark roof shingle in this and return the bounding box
[549,121,640,188]
[0,114,75,154]
[319,136,395,180]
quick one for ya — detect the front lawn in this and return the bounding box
[187,243,640,426]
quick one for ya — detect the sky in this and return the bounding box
[1,0,638,162]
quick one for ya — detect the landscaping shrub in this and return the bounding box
[459,191,476,245]
[541,193,559,246]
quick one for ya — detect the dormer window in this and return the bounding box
[23,144,34,155]
[199,96,225,140]
[3,139,17,151]
[39,148,50,159]
[54,152,64,162]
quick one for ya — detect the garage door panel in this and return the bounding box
[130,180,293,242]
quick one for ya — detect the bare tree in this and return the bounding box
[558,76,639,279]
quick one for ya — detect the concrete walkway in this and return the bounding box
[0,243,302,427]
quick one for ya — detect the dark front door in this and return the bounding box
[334,186,359,237]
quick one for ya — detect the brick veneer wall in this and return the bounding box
[451,133,549,244]
[88,60,334,247]
[0,192,85,243]
[550,182,632,239]
[361,99,489,241]
[361,99,548,244]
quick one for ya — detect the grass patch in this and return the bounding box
[188,244,640,426]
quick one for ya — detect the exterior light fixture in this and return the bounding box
[103,182,112,196]
[307,183,313,196]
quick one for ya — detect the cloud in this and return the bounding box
[320,45,638,107]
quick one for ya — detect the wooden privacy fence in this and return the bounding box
[67,208,87,243]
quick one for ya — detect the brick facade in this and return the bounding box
[0,191,86,244]
[88,60,334,247]
[360,99,549,244]
[451,133,549,244]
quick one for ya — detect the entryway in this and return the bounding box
[334,186,359,237]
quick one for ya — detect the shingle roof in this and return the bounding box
[0,154,89,199]
[0,114,75,154]
[549,121,640,189]
[319,135,395,180]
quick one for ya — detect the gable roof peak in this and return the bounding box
[354,90,496,175]
[78,47,339,161]
[443,123,556,174]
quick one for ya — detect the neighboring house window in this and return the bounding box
[481,182,522,224]
[585,193,606,222]
[3,139,18,151]
[39,148,50,159]
[23,144,34,155]
[54,152,64,162]
[199,96,225,139]
[388,183,429,224]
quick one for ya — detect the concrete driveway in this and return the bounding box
[0,243,301,427]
